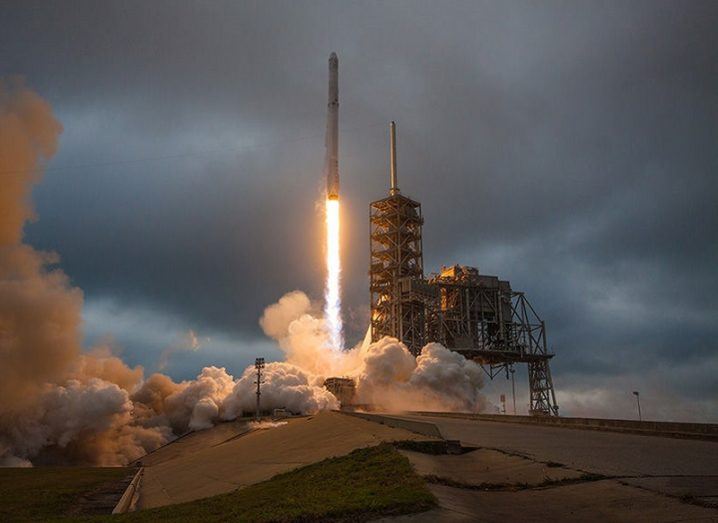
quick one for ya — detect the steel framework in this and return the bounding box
[369,193,427,353]
[368,121,558,416]
[428,271,558,416]
[368,200,559,416]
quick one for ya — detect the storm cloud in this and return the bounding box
[1,1,716,420]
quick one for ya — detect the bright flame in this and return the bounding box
[324,198,343,350]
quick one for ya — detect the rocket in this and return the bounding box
[325,52,339,200]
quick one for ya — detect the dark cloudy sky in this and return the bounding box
[2,0,716,420]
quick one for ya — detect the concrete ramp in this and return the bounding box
[138,411,436,509]
[137,419,253,467]
[341,411,444,439]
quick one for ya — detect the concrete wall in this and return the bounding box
[413,412,718,441]
[112,467,143,514]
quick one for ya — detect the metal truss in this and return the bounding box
[429,284,559,416]
[509,293,559,416]
[369,193,426,354]
[369,196,559,416]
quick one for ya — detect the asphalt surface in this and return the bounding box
[378,481,718,522]
[395,413,718,477]
[372,412,718,520]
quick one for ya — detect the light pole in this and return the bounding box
[510,367,516,415]
[255,358,265,421]
[632,391,642,421]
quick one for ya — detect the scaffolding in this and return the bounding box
[368,122,559,416]
[428,268,559,416]
[369,193,428,354]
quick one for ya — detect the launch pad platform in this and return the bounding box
[369,123,558,416]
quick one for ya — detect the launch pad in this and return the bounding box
[320,53,558,416]
[369,123,559,416]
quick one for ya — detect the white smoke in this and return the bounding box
[164,366,235,431]
[259,291,487,413]
[1,372,173,467]
[223,362,339,419]
[260,290,312,339]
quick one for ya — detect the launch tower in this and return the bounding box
[369,123,559,416]
[370,122,432,353]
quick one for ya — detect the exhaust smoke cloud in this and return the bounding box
[0,82,485,468]
[259,292,487,413]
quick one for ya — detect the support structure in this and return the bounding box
[254,357,265,421]
[370,122,429,353]
[369,194,427,352]
[368,122,559,416]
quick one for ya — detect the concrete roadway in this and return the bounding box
[397,412,718,477]
[383,412,718,519]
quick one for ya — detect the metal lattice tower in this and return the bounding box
[254,357,265,421]
[368,122,559,416]
[369,194,427,353]
[370,122,429,355]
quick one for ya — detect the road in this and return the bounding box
[396,412,718,476]
[369,412,718,521]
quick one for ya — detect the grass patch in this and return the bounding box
[119,443,435,522]
[0,467,133,522]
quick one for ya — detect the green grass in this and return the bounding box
[0,467,132,522]
[118,443,436,522]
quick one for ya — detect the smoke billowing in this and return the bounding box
[0,80,174,466]
[257,292,487,413]
[0,83,485,467]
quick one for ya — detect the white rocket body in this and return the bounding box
[325,52,339,200]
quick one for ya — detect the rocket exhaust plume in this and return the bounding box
[324,52,343,349]
[325,198,342,349]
